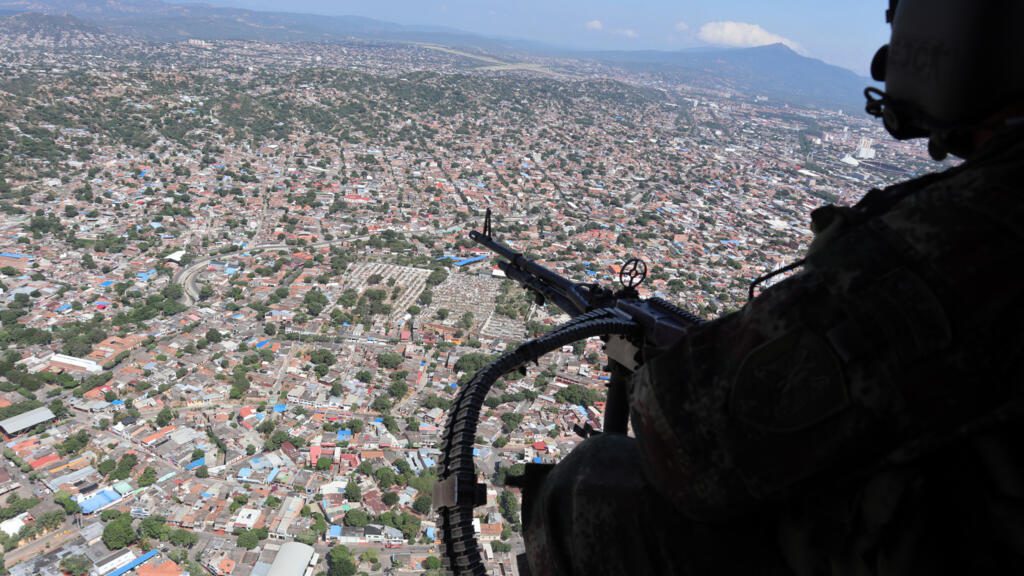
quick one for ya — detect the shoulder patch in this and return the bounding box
[732,330,847,433]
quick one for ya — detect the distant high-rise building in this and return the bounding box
[857,138,876,160]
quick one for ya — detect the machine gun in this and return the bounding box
[434,209,704,575]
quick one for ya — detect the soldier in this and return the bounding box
[525,1,1024,574]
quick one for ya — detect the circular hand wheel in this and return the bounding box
[620,258,647,289]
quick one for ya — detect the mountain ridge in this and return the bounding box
[0,0,872,112]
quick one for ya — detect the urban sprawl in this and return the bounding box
[0,23,941,576]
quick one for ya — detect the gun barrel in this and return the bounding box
[469,230,588,316]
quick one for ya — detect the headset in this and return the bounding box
[865,0,1024,159]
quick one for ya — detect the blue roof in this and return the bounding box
[453,255,487,267]
[373,417,383,423]
[255,340,270,349]
[267,467,280,483]
[55,303,71,312]
[0,252,30,260]
[99,280,115,287]
[337,429,352,441]
[110,399,125,406]
[329,525,343,538]
[78,488,121,514]
[238,468,253,478]
[185,457,206,471]
[107,549,159,576]
[533,457,543,464]
[273,403,287,413]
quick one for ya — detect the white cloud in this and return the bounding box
[585,19,604,31]
[697,21,805,54]
[615,28,639,39]
[674,20,689,32]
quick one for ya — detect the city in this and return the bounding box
[0,6,940,576]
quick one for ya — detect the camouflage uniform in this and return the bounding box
[526,128,1024,576]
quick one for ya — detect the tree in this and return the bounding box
[237,530,259,549]
[374,467,396,489]
[500,412,523,433]
[140,516,169,540]
[60,555,91,576]
[345,479,362,502]
[377,352,403,369]
[498,490,520,526]
[310,349,336,366]
[387,380,408,399]
[54,490,80,514]
[327,545,357,576]
[111,454,138,480]
[102,516,137,550]
[371,397,392,414]
[304,289,328,316]
[316,457,333,471]
[138,466,157,487]
[382,492,399,507]
[413,494,432,515]
[423,556,443,570]
[342,508,370,528]
[98,458,116,476]
[195,465,209,478]
[455,353,492,377]
[426,268,447,287]
[554,383,603,407]
[168,528,197,548]
[359,548,379,566]
[156,407,174,427]
[355,370,372,384]
[205,329,223,344]
[492,541,512,553]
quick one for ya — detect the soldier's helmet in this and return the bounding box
[866,0,1024,159]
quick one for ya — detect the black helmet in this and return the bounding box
[866,0,1024,159]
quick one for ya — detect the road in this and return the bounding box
[5,527,76,566]
[173,237,368,306]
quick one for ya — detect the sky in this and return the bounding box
[198,0,890,75]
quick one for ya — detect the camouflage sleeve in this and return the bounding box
[630,163,1024,522]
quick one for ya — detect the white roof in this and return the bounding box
[268,542,314,576]
[0,407,56,435]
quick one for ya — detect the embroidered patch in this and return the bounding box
[732,330,847,433]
